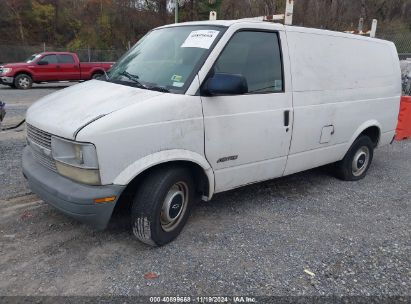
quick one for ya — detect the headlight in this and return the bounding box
[1,68,12,74]
[51,136,101,185]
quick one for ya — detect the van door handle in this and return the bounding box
[284,110,290,127]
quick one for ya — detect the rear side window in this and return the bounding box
[214,31,283,93]
[58,54,75,64]
[41,55,58,64]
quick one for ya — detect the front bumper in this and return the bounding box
[22,146,125,230]
[0,76,14,85]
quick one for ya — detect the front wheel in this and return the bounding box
[131,166,196,246]
[334,136,374,181]
[14,74,33,89]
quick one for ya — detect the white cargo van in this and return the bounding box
[23,20,401,246]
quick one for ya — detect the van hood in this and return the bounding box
[26,80,163,139]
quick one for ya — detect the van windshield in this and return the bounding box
[108,25,225,93]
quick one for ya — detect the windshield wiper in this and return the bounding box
[118,71,169,92]
[119,71,147,89]
[148,85,170,93]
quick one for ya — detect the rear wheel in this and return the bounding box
[91,72,103,80]
[334,136,374,181]
[14,74,33,89]
[131,166,196,246]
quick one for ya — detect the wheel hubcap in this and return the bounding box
[160,182,188,232]
[18,77,29,88]
[352,146,370,177]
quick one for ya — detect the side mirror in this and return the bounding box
[37,61,48,65]
[203,73,248,96]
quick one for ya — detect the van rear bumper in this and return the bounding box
[22,147,125,230]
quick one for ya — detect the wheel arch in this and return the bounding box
[91,69,104,77]
[349,120,381,149]
[113,149,215,201]
[14,70,33,79]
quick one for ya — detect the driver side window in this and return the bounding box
[214,31,284,94]
[41,55,58,64]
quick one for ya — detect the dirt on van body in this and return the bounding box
[0,84,410,297]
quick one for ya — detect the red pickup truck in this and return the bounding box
[0,52,114,89]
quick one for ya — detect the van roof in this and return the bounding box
[285,25,393,45]
[159,19,286,30]
[160,20,393,46]
[160,20,267,28]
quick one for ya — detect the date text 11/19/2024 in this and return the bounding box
[149,296,257,303]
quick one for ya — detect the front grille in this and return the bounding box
[26,123,57,173]
[27,123,52,150]
[31,148,57,172]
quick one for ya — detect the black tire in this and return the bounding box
[91,73,103,80]
[131,166,196,246]
[334,136,374,181]
[14,74,33,89]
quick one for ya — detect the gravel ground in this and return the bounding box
[0,83,410,298]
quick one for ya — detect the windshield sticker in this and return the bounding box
[181,30,220,49]
[171,74,183,82]
[173,82,184,87]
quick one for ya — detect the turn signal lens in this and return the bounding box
[94,196,116,204]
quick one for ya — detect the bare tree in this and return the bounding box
[4,0,26,44]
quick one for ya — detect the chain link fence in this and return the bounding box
[377,29,411,95]
[0,43,126,64]
[1,29,410,64]
[401,60,411,95]
[376,29,411,59]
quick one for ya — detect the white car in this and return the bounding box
[23,20,401,246]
